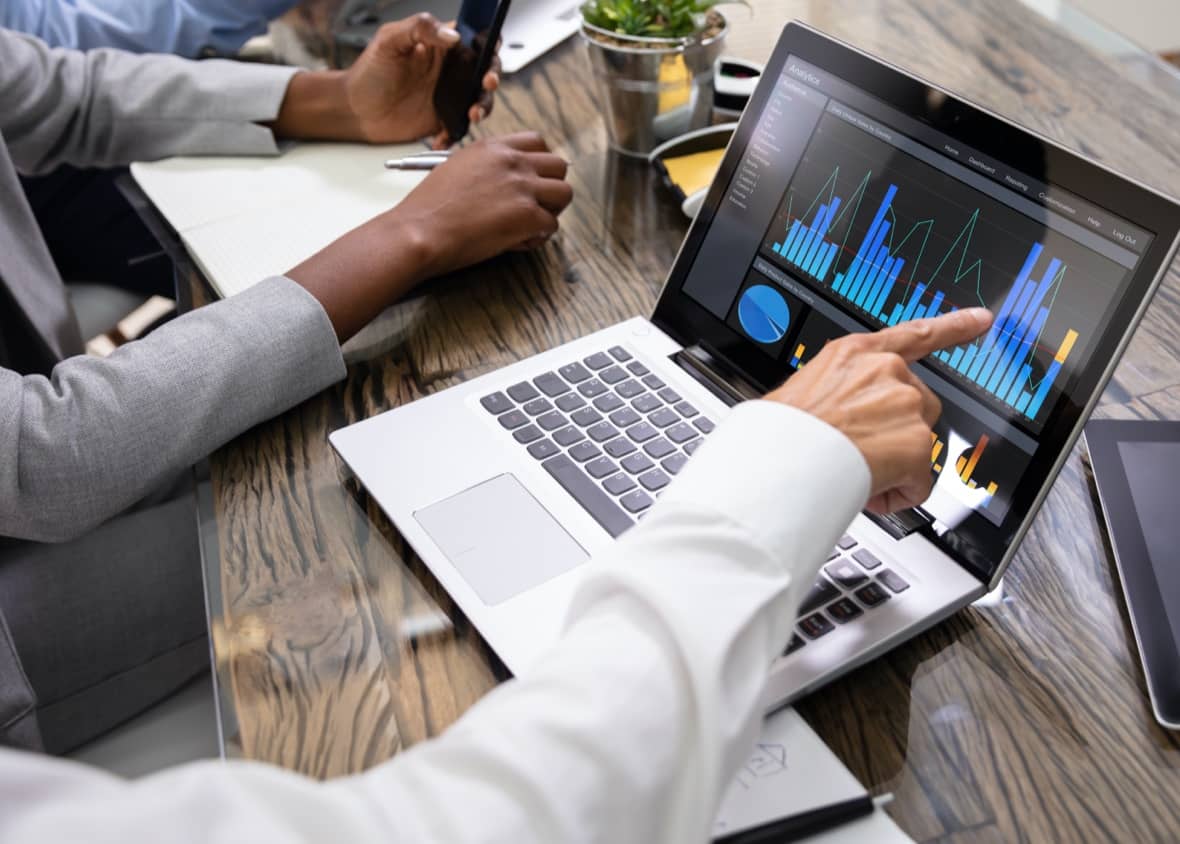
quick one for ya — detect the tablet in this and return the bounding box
[1085,419,1180,728]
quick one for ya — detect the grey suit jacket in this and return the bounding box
[0,29,347,744]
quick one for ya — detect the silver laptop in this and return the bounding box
[333,0,581,73]
[331,23,1180,710]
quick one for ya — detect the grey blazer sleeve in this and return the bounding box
[0,27,298,176]
[0,278,346,543]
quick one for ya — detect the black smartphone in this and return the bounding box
[432,0,511,143]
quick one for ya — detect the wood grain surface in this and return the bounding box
[187,1,1180,838]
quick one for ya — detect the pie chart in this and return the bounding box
[738,284,791,344]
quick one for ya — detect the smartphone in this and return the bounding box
[432,0,511,142]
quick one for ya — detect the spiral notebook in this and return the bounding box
[130,141,429,299]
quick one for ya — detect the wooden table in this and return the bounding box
[189,1,1180,839]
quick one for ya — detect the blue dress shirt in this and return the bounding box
[2,0,302,57]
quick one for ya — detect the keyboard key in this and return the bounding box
[537,411,566,431]
[877,569,910,593]
[571,407,603,427]
[533,372,569,397]
[556,393,587,413]
[604,437,637,458]
[674,401,698,418]
[553,426,585,447]
[523,398,554,416]
[507,382,540,403]
[667,422,697,444]
[600,365,628,385]
[798,613,834,640]
[578,379,608,398]
[683,438,702,455]
[639,469,670,491]
[609,408,642,428]
[559,362,592,383]
[609,345,632,362]
[644,438,676,459]
[604,473,637,495]
[649,408,679,428]
[498,410,528,430]
[626,361,649,376]
[783,634,806,656]
[583,352,613,370]
[661,453,688,475]
[621,453,655,475]
[632,394,662,414]
[827,597,863,624]
[852,549,882,570]
[836,534,857,550]
[481,392,513,414]
[626,422,659,443]
[569,441,602,463]
[799,577,840,615]
[826,550,840,562]
[593,393,624,413]
[527,439,559,460]
[616,379,645,399]
[694,417,716,434]
[642,374,666,390]
[586,456,617,479]
[587,422,619,443]
[620,490,653,513]
[658,387,682,404]
[824,559,869,589]
[542,454,632,538]
[855,582,890,608]
[513,424,543,444]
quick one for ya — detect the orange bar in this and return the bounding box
[955,456,966,474]
[960,434,989,482]
[1055,329,1079,364]
[931,441,944,463]
[794,343,805,359]
[986,481,998,496]
[933,463,943,472]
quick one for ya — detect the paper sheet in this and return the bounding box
[713,707,881,839]
[131,141,429,299]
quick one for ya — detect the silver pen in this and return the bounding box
[384,150,454,171]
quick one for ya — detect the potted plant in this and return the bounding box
[581,0,739,156]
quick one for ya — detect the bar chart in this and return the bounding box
[931,431,999,503]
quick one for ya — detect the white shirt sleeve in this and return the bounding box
[0,400,870,844]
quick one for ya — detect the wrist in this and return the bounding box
[382,207,443,282]
[270,70,362,141]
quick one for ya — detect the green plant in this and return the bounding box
[581,0,741,39]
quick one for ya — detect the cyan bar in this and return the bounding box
[888,303,903,326]
[817,242,839,282]
[1026,360,1063,418]
[870,257,905,316]
[927,291,945,320]
[967,242,1044,380]
[773,242,783,253]
[782,220,804,256]
[833,271,848,295]
[1016,392,1032,414]
[858,251,892,309]
[900,283,927,322]
[950,347,965,368]
[975,268,1039,387]
[801,198,842,272]
[959,344,978,375]
[788,204,825,263]
[996,306,1049,399]
[842,184,898,296]
[1005,364,1033,406]
[914,304,928,320]
[848,223,890,303]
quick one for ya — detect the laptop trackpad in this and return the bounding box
[414,474,589,606]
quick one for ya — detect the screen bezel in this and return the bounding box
[1085,419,1180,728]
[650,22,1180,584]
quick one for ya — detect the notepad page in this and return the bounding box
[131,141,429,297]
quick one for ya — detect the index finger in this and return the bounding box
[497,132,550,153]
[867,308,993,362]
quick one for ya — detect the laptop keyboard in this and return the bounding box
[781,535,911,657]
[480,345,715,538]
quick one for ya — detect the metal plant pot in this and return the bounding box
[581,18,727,157]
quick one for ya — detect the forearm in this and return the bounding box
[268,71,364,142]
[0,278,344,543]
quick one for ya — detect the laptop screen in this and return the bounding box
[654,26,1180,581]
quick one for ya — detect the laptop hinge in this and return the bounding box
[865,507,932,540]
[670,345,761,407]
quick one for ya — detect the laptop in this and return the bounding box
[331,23,1180,709]
[332,0,581,73]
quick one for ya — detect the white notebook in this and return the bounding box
[131,142,429,299]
